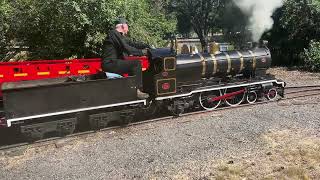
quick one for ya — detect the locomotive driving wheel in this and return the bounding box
[224,87,245,106]
[246,91,258,104]
[199,90,222,110]
[266,88,278,101]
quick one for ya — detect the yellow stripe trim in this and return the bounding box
[223,52,232,73]
[198,54,206,77]
[37,72,50,76]
[0,75,4,78]
[58,71,70,75]
[210,54,218,75]
[236,51,244,72]
[248,50,257,70]
[78,70,90,74]
[14,73,28,77]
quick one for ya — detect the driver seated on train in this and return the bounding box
[102,17,149,99]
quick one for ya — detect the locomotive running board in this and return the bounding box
[6,100,147,127]
[155,79,285,101]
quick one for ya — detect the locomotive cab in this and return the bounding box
[142,48,177,97]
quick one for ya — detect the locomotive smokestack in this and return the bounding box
[246,40,269,50]
[252,42,259,49]
[232,0,284,42]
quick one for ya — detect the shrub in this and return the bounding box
[304,41,320,71]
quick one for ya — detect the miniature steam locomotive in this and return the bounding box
[0,47,285,140]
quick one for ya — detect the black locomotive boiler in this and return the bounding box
[144,48,273,95]
[143,47,284,113]
[0,47,285,140]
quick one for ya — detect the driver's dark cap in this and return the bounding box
[114,17,128,25]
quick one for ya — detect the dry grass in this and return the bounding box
[215,165,246,180]
[260,129,320,180]
[168,129,320,180]
[220,129,320,180]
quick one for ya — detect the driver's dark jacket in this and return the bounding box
[102,30,149,59]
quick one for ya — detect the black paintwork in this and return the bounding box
[2,77,138,119]
[148,48,175,59]
[174,48,271,85]
[176,54,203,83]
[145,48,272,97]
[1,47,274,128]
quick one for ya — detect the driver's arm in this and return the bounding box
[110,30,144,56]
[125,38,150,49]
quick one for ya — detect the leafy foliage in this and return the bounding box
[266,0,320,65]
[1,0,175,60]
[218,1,250,49]
[1,0,320,68]
[0,0,12,58]
[304,41,320,71]
[170,0,221,51]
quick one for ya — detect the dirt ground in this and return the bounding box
[0,67,320,180]
[268,67,320,86]
[171,128,320,180]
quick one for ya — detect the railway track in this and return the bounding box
[286,85,320,89]
[1,85,320,153]
[285,85,320,94]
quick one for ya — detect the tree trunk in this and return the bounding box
[199,36,208,53]
[193,27,208,53]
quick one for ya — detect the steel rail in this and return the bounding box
[285,88,320,95]
[285,92,320,100]
[286,85,320,89]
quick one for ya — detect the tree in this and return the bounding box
[304,40,320,71]
[0,0,12,59]
[280,0,320,42]
[176,13,192,38]
[170,0,221,52]
[1,0,176,60]
[266,0,320,65]
[218,0,249,49]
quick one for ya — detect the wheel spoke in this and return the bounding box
[224,88,245,106]
[199,90,222,110]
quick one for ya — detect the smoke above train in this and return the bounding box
[232,0,284,41]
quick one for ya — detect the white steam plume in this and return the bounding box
[232,0,284,42]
